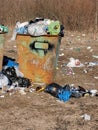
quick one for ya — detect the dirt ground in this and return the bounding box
[0,30,98,130]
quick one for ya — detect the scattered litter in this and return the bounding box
[0,55,98,100]
[56,67,59,70]
[83,69,88,73]
[82,34,86,37]
[9,92,14,96]
[89,89,97,96]
[44,83,71,102]
[94,76,98,79]
[0,73,9,89]
[67,57,84,67]
[66,67,75,75]
[87,46,91,50]
[29,88,35,93]
[59,53,64,56]
[44,83,98,102]
[89,49,93,52]
[81,114,91,121]
[19,88,26,95]
[0,95,5,98]
[92,55,98,58]
[36,86,45,92]
[87,62,98,67]
[87,46,93,52]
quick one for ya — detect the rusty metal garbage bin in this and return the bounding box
[16,34,61,84]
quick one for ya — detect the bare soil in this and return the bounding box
[0,31,98,130]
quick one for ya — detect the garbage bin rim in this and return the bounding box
[16,34,61,38]
[0,32,8,34]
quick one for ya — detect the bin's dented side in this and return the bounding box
[0,34,5,70]
[16,34,61,84]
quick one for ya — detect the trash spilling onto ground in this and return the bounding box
[0,56,97,102]
[0,56,32,95]
[0,55,97,102]
[44,82,98,102]
[11,17,64,40]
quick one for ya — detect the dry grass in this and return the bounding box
[0,0,97,31]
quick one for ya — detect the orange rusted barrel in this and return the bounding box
[16,34,61,84]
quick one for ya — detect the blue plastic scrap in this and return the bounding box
[6,60,18,67]
[45,83,71,102]
[44,83,98,102]
[3,56,18,67]
[57,89,71,102]
[16,26,28,34]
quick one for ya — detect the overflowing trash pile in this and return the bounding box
[0,24,8,33]
[11,17,64,40]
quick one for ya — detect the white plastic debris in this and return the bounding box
[87,46,91,50]
[29,88,35,93]
[0,74,9,89]
[19,88,26,95]
[0,95,5,98]
[83,69,88,73]
[87,62,98,67]
[28,22,47,36]
[15,21,29,28]
[10,21,29,41]
[59,53,64,56]
[89,89,97,96]
[81,114,91,121]
[8,82,19,91]
[94,76,98,79]
[67,57,84,67]
[56,67,59,70]
[82,34,86,37]
[92,55,98,58]
[89,49,93,52]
